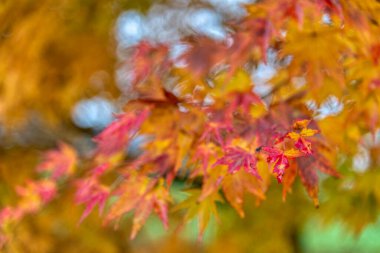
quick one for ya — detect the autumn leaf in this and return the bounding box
[16,179,57,210]
[213,146,260,179]
[173,189,223,239]
[129,41,171,85]
[262,146,303,183]
[222,170,265,217]
[199,121,233,147]
[281,163,298,202]
[297,157,320,207]
[93,108,149,156]
[37,142,77,180]
[180,37,227,79]
[191,143,218,177]
[4,0,380,249]
[105,174,171,239]
[75,164,111,223]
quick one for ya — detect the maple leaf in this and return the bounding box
[228,18,272,68]
[199,121,233,147]
[129,41,171,85]
[75,164,110,223]
[130,180,170,239]
[286,120,319,154]
[191,143,217,177]
[222,170,265,217]
[281,0,304,25]
[93,108,149,156]
[294,138,313,154]
[262,146,303,183]
[76,181,109,224]
[7,0,380,249]
[105,175,171,239]
[297,157,320,207]
[15,179,57,213]
[180,37,227,79]
[37,142,77,180]
[297,153,341,207]
[213,146,261,179]
[281,163,298,202]
[173,189,223,240]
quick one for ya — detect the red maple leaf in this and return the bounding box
[75,164,110,223]
[37,142,77,180]
[295,138,313,154]
[199,121,233,147]
[93,109,149,156]
[16,180,57,204]
[213,146,261,179]
[262,147,303,183]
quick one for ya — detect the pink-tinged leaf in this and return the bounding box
[16,180,57,204]
[191,143,217,177]
[370,78,380,90]
[129,41,171,85]
[262,146,283,158]
[153,190,170,230]
[213,146,261,179]
[91,163,110,177]
[262,147,290,183]
[35,180,57,203]
[130,200,154,240]
[106,175,170,239]
[75,165,110,223]
[0,206,23,224]
[76,180,110,223]
[283,0,304,26]
[130,181,170,239]
[14,180,57,213]
[199,121,233,147]
[93,109,149,156]
[295,138,313,155]
[37,142,77,180]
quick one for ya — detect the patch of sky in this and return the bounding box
[251,49,278,96]
[72,97,115,131]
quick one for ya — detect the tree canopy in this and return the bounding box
[1,0,380,252]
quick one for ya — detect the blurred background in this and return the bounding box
[1,0,380,252]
